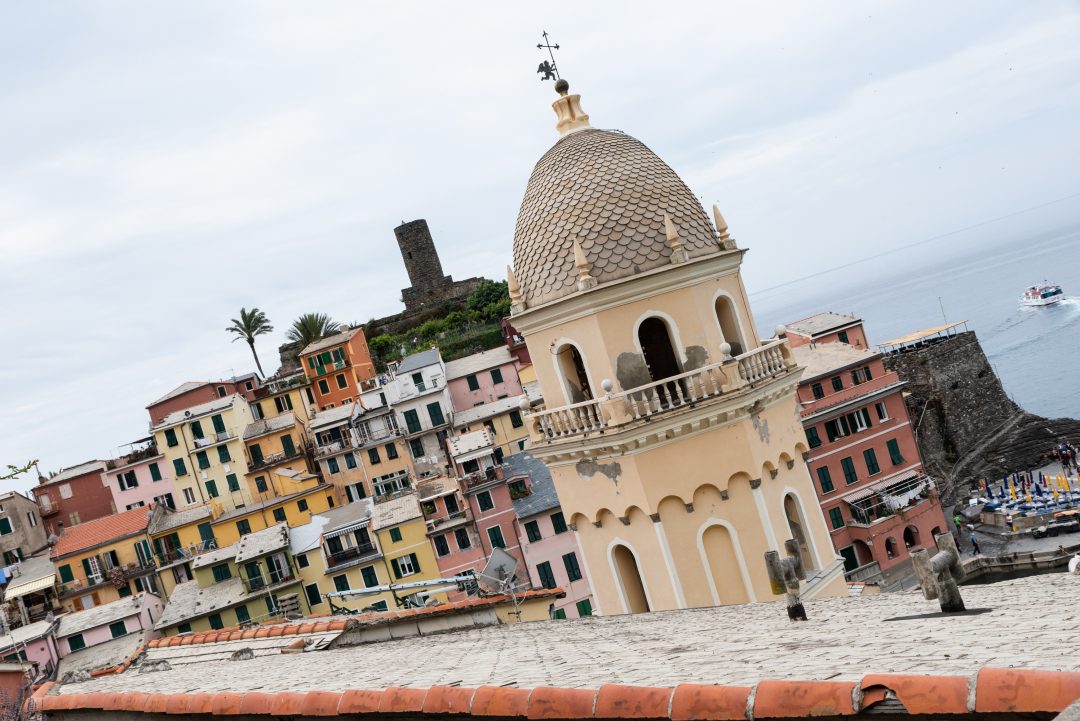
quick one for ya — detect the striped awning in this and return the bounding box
[4,574,56,600]
[324,522,368,540]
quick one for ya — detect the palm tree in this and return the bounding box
[287,312,341,349]
[226,307,274,378]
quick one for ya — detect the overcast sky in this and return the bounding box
[2,1,1078,487]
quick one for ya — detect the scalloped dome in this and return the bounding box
[512,128,720,307]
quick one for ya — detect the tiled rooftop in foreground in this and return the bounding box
[35,574,1080,720]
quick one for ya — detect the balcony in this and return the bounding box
[461,466,503,492]
[801,370,904,419]
[315,436,356,459]
[528,339,794,443]
[355,425,402,448]
[39,502,59,517]
[58,563,158,599]
[846,473,936,528]
[424,508,469,534]
[325,543,380,569]
[193,431,234,448]
[155,539,217,567]
[243,568,296,594]
[249,448,304,472]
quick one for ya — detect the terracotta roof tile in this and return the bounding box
[859,674,969,715]
[670,684,750,721]
[471,686,532,718]
[752,680,857,718]
[51,506,151,558]
[975,668,1080,713]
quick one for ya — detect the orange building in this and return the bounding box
[298,328,377,411]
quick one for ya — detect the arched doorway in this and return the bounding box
[611,544,650,614]
[637,317,683,405]
[903,525,920,549]
[930,526,943,539]
[851,539,873,566]
[783,493,815,570]
[556,343,592,403]
[884,537,898,559]
[702,525,750,605]
[714,296,745,356]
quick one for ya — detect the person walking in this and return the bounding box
[970,532,981,555]
[953,513,964,535]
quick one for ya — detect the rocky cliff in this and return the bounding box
[883,331,1080,500]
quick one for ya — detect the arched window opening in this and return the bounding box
[611,545,650,614]
[903,525,920,549]
[852,540,873,567]
[783,494,814,571]
[556,344,592,404]
[884,537,898,559]
[702,525,750,605]
[637,317,684,406]
[714,296,745,356]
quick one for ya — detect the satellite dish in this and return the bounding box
[477,548,523,595]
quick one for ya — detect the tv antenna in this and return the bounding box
[476,547,527,621]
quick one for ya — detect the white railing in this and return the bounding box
[532,398,607,439]
[618,363,728,420]
[737,341,787,384]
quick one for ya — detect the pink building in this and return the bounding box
[443,347,523,413]
[54,592,163,656]
[787,313,947,583]
[417,476,484,600]
[506,452,594,618]
[105,444,176,513]
[786,311,869,350]
[0,619,60,682]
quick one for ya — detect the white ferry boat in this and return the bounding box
[1020,283,1064,307]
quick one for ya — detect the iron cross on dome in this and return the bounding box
[536,30,560,81]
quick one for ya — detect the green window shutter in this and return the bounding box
[237,519,251,536]
[0,518,12,535]
[217,445,231,463]
[806,427,821,449]
[389,527,402,542]
[281,435,296,457]
[58,564,74,583]
[361,566,378,587]
[816,467,834,494]
[829,507,844,529]
[510,410,523,428]
[250,444,263,466]
[404,410,421,434]
[551,512,567,534]
[409,439,425,458]
[368,448,380,465]
[326,458,339,474]
[466,375,479,391]
[191,420,204,439]
[490,368,503,384]
[487,525,505,549]
[385,443,398,460]
[333,574,349,592]
[537,562,556,589]
[172,458,187,477]
[408,552,419,573]
[177,623,192,634]
[304,583,322,608]
[863,448,880,475]
[553,608,566,619]
[196,451,210,469]
[576,599,593,617]
[426,402,445,426]
[109,621,127,638]
[212,564,231,583]
[209,614,223,630]
[841,457,858,484]
[226,473,239,492]
[81,558,93,580]
[164,429,178,447]
[235,604,250,624]
[273,508,286,523]
[888,439,904,465]
[390,557,402,579]
[149,463,162,481]
[211,414,226,434]
[562,552,582,581]
[525,521,541,542]
[67,634,86,652]
[205,480,219,498]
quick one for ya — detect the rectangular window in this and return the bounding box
[344,452,357,469]
[476,491,494,512]
[327,457,340,475]
[305,583,322,608]
[551,512,568,534]
[524,520,542,542]
[196,450,210,469]
[554,608,566,619]
[235,604,250,624]
[509,409,524,428]
[0,518,15,537]
[876,401,889,421]
[237,519,252,536]
[149,462,162,481]
[385,443,398,460]
[318,379,330,394]
[828,507,844,530]
[217,445,231,463]
[434,535,450,556]
[226,473,240,492]
[183,488,196,505]
[209,613,223,630]
[273,508,287,523]
[403,409,422,434]
[368,448,381,465]
[576,599,593,617]
[411,372,424,387]
[67,634,86,652]
[58,564,74,583]
[490,368,504,384]
[864,448,881,475]
[536,561,556,589]
[887,438,904,465]
[275,395,293,413]
[816,466,834,494]
[298,499,308,512]
[255,476,268,493]
[389,527,402,542]
[831,376,843,392]
[837,330,849,344]
[177,623,192,634]
[251,402,264,420]
[454,527,471,550]
[336,373,348,390]
[212,564,232,582]
[333,574,350,592]
[805,427,822,449]
[361,565,379,587]
[487,525,506,549]
[164,428,178,447]
[840,457,858,484]
[173,458,188,477]
[824,419,848,443]
[212,414,226,434]
[391,553,419,578]
[466,374,480,391]
[191,420,204,439]
[409,439,425,458]
[562,552,582,581]
[426,402,445,427]
[205,480,219,499]
[296,553,310,569]
[811,383,824,399]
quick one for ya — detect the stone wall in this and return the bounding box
[883,331,1080,500]
[395,219,482,313]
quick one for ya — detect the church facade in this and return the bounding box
[508,80,848,614]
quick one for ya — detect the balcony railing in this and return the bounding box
[155,539,217,566]
[249,448,303,472]
[193,431,234,448]
[326,544,379,568]
[315,436,355,458]
[461,467,503,491]
[243,569,295,594]
[59,563,158,598]
[529,339,793,442]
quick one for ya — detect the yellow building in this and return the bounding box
[310,404,415,504]
[147,504,220,598]
[242,412,318,502]
[52,507,158,612]
[507,81,847,615]
[452,395,531,461]
[152,395,256,512]
[154,524,310,635]
[250,372,317,427]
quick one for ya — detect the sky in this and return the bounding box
[2,1,1079,488]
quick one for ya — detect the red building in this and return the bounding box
[299,327,377,411]
[786,313,948,583]
[146,375,260,427]
[33,461,115,536]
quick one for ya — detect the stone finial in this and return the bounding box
[664,213,690,264]
[573,240,598,291]
[765,539,808,621]
[552,80,591,137]
[601,378,614,394]
[912,531,966,612]
[719,342,732,361]
[507,266,525,311]
[713,204,737,250]
[775,324,787,339]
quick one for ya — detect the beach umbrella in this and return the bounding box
[1034,482,1042,497]
[1009,480,1017,501]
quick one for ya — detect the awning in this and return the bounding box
[4,574,56,600]
[840,469,924,504]
[324,522,369,540]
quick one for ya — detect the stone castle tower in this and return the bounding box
[395,219,481,314]
[509,80,848,613]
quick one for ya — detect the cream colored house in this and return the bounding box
[508,80,847,614]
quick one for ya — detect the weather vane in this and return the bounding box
[536,30,560,81]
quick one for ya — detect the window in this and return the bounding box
[118,471,138,490]
[344,452,357,469]
[318,379,330,394]
[824,417,848,442]
[237,519,252,536]
[487,525,506,549]
[874,402,890,421]
[196,450,210,469]
[0,518,13,537]
[852,408,872,432]
[840,457,858,484]
[828,507,844,529]
[817,466,834,494]
[553,608,566,619]
[404,410,422,434]
[370,600,388,612]
[476,491,494,512]
[191,420,204,439]
[490,368,504,384]
[217,445,231,463]
[212,564,232,582]
[411,372,424,387]
[503,411,522,432]
[26,512,37,528]
[251,402,264,420]
[58,564,73,583]
[434,535,450,556]
[426,402,445,427]
[249,444,264,467]
[562,552,582,581]
[466,374,480,391]
[226,473,240,492]
[811,383,824,399]
[217,385,227,397]
[389,527,402,543]
[345,482,366,503]
[305,583,322,608]
[67,634,86,652]
[831,376,843,392]
[255,476,268,493]
[333,574,350,592]
[551,512,568,534]
[298,499,309,512]
[409,439,425,458]
[576,599,593,617]
[149,462,162,481]
[205,480,219,499]
[177,623,192,634]
[182,488,196,505]
[864,448,881,475]
[368,448,381,465]
[235,604,250,624]
[385,443,398,460]
[209,613,223,630]
[536,561,556,589]
[391,553,419,578]
[68,511,80,526]
[327,457,340,475]
[273,508,287,523]
[454,528,471,550]
[306,388,315,405]
[173,458,188,477]
[838,330,850,344]
[109,621,128,643]
[164,428,178,447]
[361,565,379,587]
[327,495,335,507]
[274,395,294,413]
[887,438,904,465]
[805,427,822,449]
[336,373,348,390]
[524,520,542,542]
